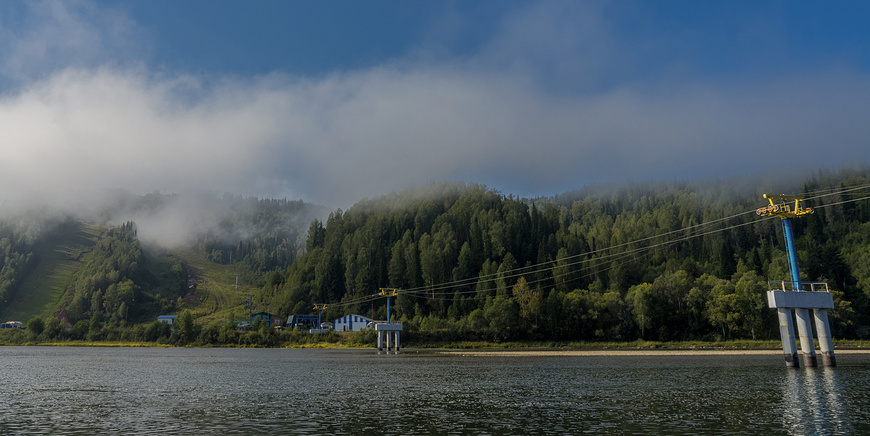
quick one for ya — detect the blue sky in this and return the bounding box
[1,0,869,209]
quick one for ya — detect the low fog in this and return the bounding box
[1,1,869,246]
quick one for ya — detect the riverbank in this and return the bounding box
[409,339,870,353]
[440,349,870,357]
[4,338,870,350]
[0,341,174,348]
[0,340,366,349]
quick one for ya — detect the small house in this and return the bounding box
[56,309,74,329]
[251,312,274,326]
[157,315,177,325]
[333,314,373,332]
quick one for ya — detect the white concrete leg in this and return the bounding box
[794,308,817,367]
[813,309,836,367]
[377,331,383,353]
[777,308,799,367]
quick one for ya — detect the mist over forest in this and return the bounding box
[1,164,868,346]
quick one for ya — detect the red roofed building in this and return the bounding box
[56,309,74,329]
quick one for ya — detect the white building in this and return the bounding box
[333,314,372,332]
[157,315,177,325]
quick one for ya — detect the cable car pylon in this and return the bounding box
[376,288,402,354]
[379,288,399,324]
[758,194,835,367]
[313,304,327,329]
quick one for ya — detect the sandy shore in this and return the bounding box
[440,349,870,357]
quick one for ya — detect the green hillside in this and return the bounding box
[272,169,870,342]
[0,221,100,322]
[170,247,265,325]
[3,168,870,348]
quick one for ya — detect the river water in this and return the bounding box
[0,346,867,435]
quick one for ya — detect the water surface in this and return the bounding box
[0,347,866,434]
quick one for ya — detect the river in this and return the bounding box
[0,346,867,434]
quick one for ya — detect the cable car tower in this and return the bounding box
[375,288,403,354]
[379,288,399,323]
[757,194,835,367]
[313,304,328,328]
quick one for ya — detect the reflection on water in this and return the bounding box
[1,347,869,434]
[781,366,851,435]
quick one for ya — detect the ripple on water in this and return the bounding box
[0,348,868,434]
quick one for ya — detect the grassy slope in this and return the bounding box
[0,221,101,322]
[0,221,273,325]
[170,248,264,325]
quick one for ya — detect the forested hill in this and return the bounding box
[0,193,329,327]
[3,168,870,344]
[274,167,870,342]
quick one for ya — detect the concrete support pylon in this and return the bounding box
[813,308,836,367]
[777,308,800,368]
[377,330,383,354]
[794,308,817,367]
[374,322,403,355]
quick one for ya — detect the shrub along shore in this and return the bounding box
[3,325,870,352]
[5,310,870,349]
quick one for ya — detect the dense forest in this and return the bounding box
[270,167,870,342]
[58,194,329,324]
[0,218,38,306]
[0,192,327,328]
[1,167,869,346]
[190,195,329,272]
[60,221,186,325]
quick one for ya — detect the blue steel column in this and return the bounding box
[782,219,817,367]
[781,219,802,290]
[386,296,391,324]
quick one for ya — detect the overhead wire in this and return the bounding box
[812,194,870,209]
[803,183,870,202]
[397,207,761,296]
[315,183,870,307]
[411,215,777,302]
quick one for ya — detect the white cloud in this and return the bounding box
[1,0,146,83]
[1,0,868,215]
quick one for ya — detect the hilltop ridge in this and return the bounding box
[1,167,870,345]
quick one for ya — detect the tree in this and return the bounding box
[512,277,542,325]
[43,317,63,340]
[495,253,517,296]
[174,310,197,345]
[306,219,326,252]
[707,293,739,339]
[27,316,44,336]
[484,295,519,341]
[88,313,103,341]
[553,248,572,293]
[732,270,766,339]
[627,283,653,339]
[388,239,407,288]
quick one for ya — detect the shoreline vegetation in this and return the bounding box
[441,349,870,357]
[4,173,870,356]
[3,338,870,352]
